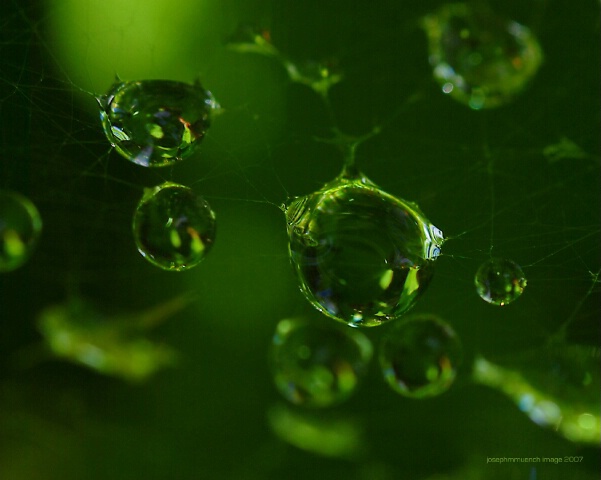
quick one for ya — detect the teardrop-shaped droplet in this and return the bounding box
[473,345,601,445]
[132,182,216,271]
[379,313,462,398]
[99,79,217,167]
[475,257,527,306]
[270,317,373,408]
[285,172,444,327]
[422,3,543,109]
[0,190,42,272]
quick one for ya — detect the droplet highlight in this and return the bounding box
[475,257,526,306]
[133,182,216,271]
[422,3,543,109]
[0,190,42,272]
[379,314,462,398]
[285,171,444,327]
[99,79,217,167]
[270,317,373,408]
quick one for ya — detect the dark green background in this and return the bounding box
[0,0,599,478]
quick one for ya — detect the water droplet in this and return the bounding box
[133,182,216,271]
[285,171,444,327]
[422,3,543,109]
[270,317,373,408]
[379,314,462,398]
[475,257,526,306]
[99,79,217,167]
[0,191,42,272]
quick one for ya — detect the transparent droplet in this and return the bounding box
[379,313,462,398]
[475,257,526,306]
[99,79,217,167]
[270,317,373,408]
[133,182,216,271]
[285,170,444,327]
[36,295,188,382]
[473,345,601,445]
[0,190,42,272]
[422,3,543,109]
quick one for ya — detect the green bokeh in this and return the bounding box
[0,0,599,479]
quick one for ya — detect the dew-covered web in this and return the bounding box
[0,0,599,479]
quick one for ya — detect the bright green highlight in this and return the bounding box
[0,191,43,272]
[270,317,373,408]
[133,182,216,271]
[475,257,527,306]
[473,345,601,445]
[99,79,217,167]
[285,169,444,327]
[267,404,362,459]
[422,3,543,110]
[36,296,189,382]
[379,313,462,399]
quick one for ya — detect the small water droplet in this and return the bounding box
[133,182,216,271]
[285,172,444,327]
[422,3,543,109]
[379,314,462,398]
[475,257,527,306]
[0,190,42,272]
[270,317,373,408]
[99,79,217,167]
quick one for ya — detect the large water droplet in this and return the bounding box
[475,257,526,306]
[379,313,462,399]
[285,171,444,327]
[422,3,543,109]
[0,190,42,272]
[133,182,216,271]
[270,317,373,408]
[99,79,217,167]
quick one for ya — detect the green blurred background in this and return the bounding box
[0,0,599,478]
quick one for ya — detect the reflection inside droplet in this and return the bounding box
[475,257,527,306]
[132,182,216,271]
[270,317,373,407]
[379,313,462,398]
[99,79,217,167]
[285,170,444,327]
[422,3,543,109]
